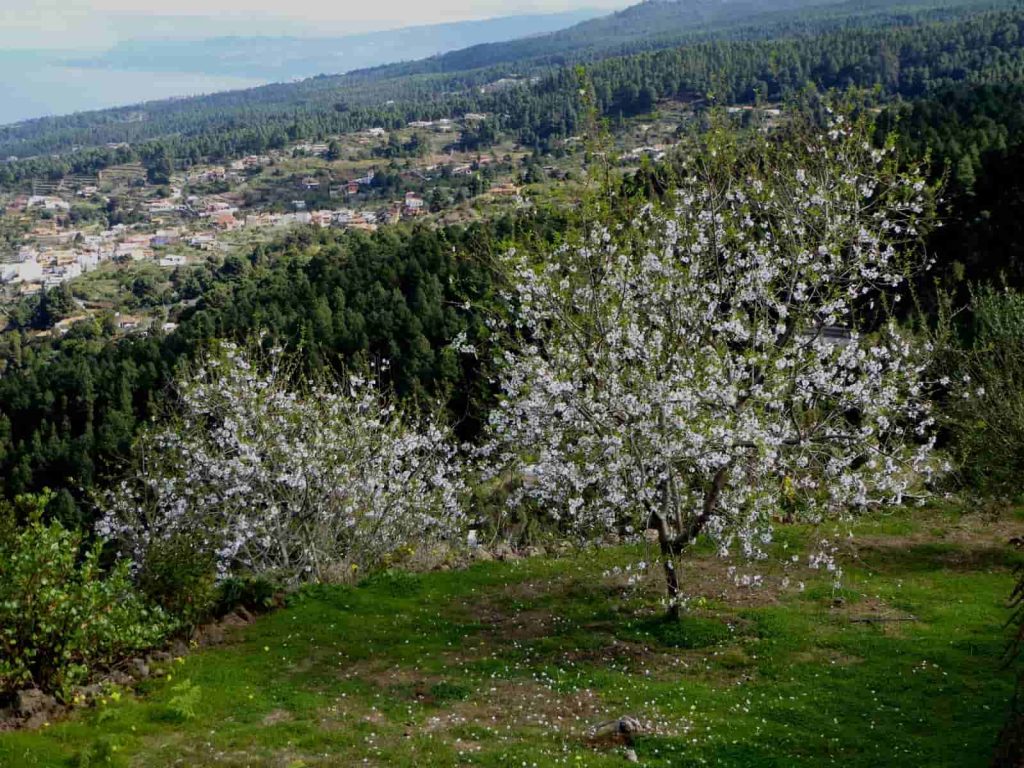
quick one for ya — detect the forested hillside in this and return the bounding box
[354,0,1007,76]
[0,217,551,510]
[1,0,1021,172]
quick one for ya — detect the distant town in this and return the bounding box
[0,101,785,336]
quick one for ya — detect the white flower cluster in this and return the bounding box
[98,342,465,581]
[481,119,937,602]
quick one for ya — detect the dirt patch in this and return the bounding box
[675,556,791,607]
[261,709,294,726]
[484,607,556,642]
[423,678,605,735]
[354,663,439,689]
[946,510,1024,545]
[559,639,651,667]
[420,677,693,748]
[849,537,1018,573]
[790,649,864,667]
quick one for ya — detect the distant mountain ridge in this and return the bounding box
[69,10,606,82]
[0,0,1016,157]
[348,0,1003,77]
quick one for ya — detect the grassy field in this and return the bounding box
[1,506,1021,767]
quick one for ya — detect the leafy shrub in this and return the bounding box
[98,342,465,584]
[0,495,171,698]
[214,575,279,616]
[935,286,1024,496]
[136,534,218,629]
[134,535,277,626]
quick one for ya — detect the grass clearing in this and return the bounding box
[1,507,1020,767]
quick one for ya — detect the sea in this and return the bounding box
[0,62,265,126]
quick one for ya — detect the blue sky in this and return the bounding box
[0,0,631,49]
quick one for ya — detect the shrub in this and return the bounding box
[73,736,124,768]
[136,534,218,629]
[214,575,279,617]
[0,495,172,699]
[98,342,465,584]
[935,286,1024,497]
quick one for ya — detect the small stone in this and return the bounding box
[150,651,173,663]
[471,548,494,562]
[107,671,132,686]
[493,543,519,561]
[75,684,103,700]
[196,623,226,646]
[617,716,643,735]
[625,748,639,763]
[219,611,249,629]
[15,689,57,719]
[130,658,150,679]
[170,640,189,657]
[524,545,547,558]
[593,715,644,743]
[235,606,256,624]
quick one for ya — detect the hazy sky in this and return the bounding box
[0,0,631,49]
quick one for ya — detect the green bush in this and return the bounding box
[936,286,1024,496]
[214,575,278,617]
[136,535,218,629]
[0,495,172,699]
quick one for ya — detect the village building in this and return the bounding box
[404,192,425,212]
[211,211,239,231]
[489,183,521,197]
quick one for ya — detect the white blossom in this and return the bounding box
[98,342,465,581]
[482,120,937,610]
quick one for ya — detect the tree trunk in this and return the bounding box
[651,467,729,621]
[655,461,683,620]
[652,509,681,621]
[992,680,1024,768]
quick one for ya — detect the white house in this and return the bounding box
[2,256,44,284]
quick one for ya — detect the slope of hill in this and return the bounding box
[71,9,606,82]
[350,0,1007,77]
[0,0,1020,168]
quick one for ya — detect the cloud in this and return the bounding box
[0,0,631,48]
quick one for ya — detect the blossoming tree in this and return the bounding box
[482,116,938,617]
[99,342,465,581]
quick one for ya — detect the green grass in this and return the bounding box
[1,508,1020,767]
